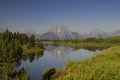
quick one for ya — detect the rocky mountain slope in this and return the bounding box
[39,24,82,40]
[89,28,110,38]
[111,30,120,37]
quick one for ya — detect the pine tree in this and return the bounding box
[27,34,35,48]
[0,29,29,80]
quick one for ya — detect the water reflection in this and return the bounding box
[22,50,44,63]
[73,46,109,51]
[44,46,107,59]
[44,46,75,59]
[19,46,108,80]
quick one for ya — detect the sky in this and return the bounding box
[0,0,120,34]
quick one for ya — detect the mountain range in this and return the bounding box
[39,24,111,40]
[111,30,120,37]
[89,29,110,38]
[39,24,82,40]
[1,25,120,40]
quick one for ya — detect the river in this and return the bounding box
[18,46,106,80]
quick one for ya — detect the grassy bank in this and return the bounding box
[43,46,120,80]
[22,45,44,54]
[57,42,120,47]
[40,40,120,47]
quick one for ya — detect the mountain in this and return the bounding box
[89,28,110,38]
[22,28,35,37]
[22,29,40,39]
[72,32,83,39]
[39,32,59,40]
[39,24,82,40]
[82,33,89,39]
[48,24,74,40]
[111,30,120,37]
[44,46,75,59]
[2,26,120,39]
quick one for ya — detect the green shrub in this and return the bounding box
[41,68,56,80]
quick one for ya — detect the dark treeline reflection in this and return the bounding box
[73,46,109,51]
[22,50,44,63]
[0,29,29,80]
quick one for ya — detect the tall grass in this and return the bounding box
[51,46,120,80]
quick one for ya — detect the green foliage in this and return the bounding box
[27,34,35,48]
[22,50,44,62]
[0,29,22,62]
[104,36,120,43]
[50,36,120,44]
[51,46,120,80]
[13,32,29,45]
[0,29,29,80]
[20,33,29,45]
[22,45,44,54]
[45,36,120,48]
[41,68,56,80]
[35,42,44,49]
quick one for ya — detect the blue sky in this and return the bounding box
[0,0,120,34]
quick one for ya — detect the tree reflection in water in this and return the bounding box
[44,45,108,59]
[22,50,44,63]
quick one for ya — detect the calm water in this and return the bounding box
[18,46,104,80]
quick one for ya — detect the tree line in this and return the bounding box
[53,37,120,43]
[0,29,34,80]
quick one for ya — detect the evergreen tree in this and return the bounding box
[27,34,35,48]
[0,29,29,80]
[20,33,29,45]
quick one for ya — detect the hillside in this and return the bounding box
[42,46,120,80]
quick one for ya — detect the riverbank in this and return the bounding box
[22,45,44,54]
[42,46,120,80]
[40,41,120,47]
[57,42,120,47]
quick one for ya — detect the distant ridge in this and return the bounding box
[39,25,120,40]
[39,24,82,40]
[89,28,110,38]
[111,30,120,37]
[1,25,120,40]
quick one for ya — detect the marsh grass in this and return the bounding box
[51,46,120,80]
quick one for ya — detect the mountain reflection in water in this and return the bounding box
[44,46,75,59]
[18,46,106,80]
